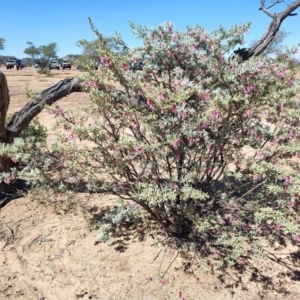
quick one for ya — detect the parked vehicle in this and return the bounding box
[50,60,60,70]
[130,61,143,71]
[6,59,17,69]
[61,60,71,70]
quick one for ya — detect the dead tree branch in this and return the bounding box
[235,0,300,60]
[4,75,81,142]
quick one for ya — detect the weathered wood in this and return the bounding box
[0,72,9,142]
[5,76,81,141]
[235,0,300,60]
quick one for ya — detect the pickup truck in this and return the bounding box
[6,59,17,69]
[61,60,71,70]
[50,60,60,70]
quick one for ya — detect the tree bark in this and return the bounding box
[5,76,81,142]
[235,0,300,60]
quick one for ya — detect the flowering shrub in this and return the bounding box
[19,117,47,146]
[47,20,300,285]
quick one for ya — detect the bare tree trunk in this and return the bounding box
[235,0,300,60]
[0,72,11,177]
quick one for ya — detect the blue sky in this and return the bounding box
[1,0,300,59]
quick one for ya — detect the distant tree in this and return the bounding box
[0,37,5,50]
[76,37,124,62]
[24,42,58,75]
[249,29,291,56]
[0,55,8,65]
[22,57,34,66]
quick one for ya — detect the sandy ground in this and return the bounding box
[0,66,299,300]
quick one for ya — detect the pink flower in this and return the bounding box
[87,80,99,89]
[158,93,165,99]
[131,122,137,129]
[172,138,182,150]
[287,77,292,85]
[253,174,259,181]
[274,224,281,231]
[219,219,226,225]
[5,173,15,185]
[211,109,218,119]
[170,106,177,113]
[56,106,64,116]
[270,141,278,147]
[146,99,154,109]
[246,109,252,116]
[121,63,129,71]
[188,137,197,145]
[199,92,207,100]
[190,45,197,51]
[173,182,179,189]
[100,56,111,67]
[133,146,145,154]
[167,26,173,33]
[256,151,263,159]
[243,85,254,95]
[217,55,224,63]
[285,176,293,184]
[68,132,74,142]
[210,45,215,52]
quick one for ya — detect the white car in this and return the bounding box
[50,60,60,70]
[6,59,17,69]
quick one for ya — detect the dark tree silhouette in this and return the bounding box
[235,0,300,59]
